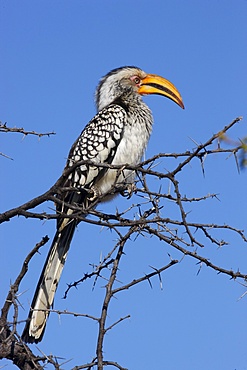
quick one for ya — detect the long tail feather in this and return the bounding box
[22,220,76,343]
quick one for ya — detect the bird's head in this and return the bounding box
[95,66,184,111]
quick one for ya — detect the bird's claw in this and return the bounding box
[120,183,136,199]
[88,186,100,201]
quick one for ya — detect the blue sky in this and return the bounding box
[1,1,247,369]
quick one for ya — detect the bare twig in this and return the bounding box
[0,122,55,137]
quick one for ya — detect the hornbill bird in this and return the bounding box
[22,66,184,343]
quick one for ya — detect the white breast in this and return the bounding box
[97,113,152,197]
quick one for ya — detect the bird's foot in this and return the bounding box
[120,183,136,199]
[88,186,100,201]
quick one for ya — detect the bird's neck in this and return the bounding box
[118,91,153,135]
[97,88,153,134]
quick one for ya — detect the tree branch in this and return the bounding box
[0,122,55,137]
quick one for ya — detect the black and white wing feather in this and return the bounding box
[22,104,127,343]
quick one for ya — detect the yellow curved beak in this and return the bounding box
[138,73,184,109]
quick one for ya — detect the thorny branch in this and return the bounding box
[0,122,55,138]
[0,121,56,160]
[1,117,247,369]
[0,237,50,370]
